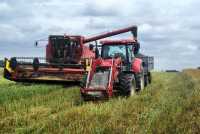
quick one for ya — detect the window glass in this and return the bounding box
[102,45,126,59]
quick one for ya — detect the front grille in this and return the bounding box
[89,71,110,89]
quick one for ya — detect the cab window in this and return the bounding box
[102,45,126,60]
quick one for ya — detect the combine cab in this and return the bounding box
[4,26,140,83]
[81,27,154,100]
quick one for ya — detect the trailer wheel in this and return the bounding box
[148,72,152,84]
[118,73,136,96]
[144,75,149,87]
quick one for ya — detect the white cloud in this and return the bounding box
[0,0,200,70]
[0,24,25,42]
[0,2,12,12]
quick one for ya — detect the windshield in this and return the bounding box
[50,36,80,63]
[102,45,126,59]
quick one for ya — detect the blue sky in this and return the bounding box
[0,0,200,70]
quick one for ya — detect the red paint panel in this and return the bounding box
[81,46,95,59]
[17,68,85,74]
[38,68,85,74]
[100,59,112,67]
[132,58,142,73]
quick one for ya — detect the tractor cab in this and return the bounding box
[100,40,140,64]
[46,35,83,64]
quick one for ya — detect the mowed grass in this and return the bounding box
[0,68,200,134]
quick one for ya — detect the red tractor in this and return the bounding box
[80,28,154,100]
[4,26,142,83]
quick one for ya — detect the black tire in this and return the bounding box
[10,57,17,70]
[33,58,39,71]
[118,73,136,96]
[81,93,90,101]
[148,72,152,84]
[144,75,149,87]
[135,72,145,91]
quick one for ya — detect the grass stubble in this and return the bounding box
[0,69,199,134]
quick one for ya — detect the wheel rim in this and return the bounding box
[130,88,135,96]
[140,77,144,90]
[130,80,136,96]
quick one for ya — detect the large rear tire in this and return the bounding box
[118,73,136,97]
[136,72,145,91]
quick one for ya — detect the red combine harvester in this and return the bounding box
[80,27,154,100]
[4,26,144,83]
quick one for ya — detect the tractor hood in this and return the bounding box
[94,58,122,68]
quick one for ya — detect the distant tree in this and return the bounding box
[166,70,179,73]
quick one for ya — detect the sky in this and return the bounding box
[0,0,200,70]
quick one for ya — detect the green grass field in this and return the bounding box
[0,68,200,134]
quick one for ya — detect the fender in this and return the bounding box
[132,58,142,73]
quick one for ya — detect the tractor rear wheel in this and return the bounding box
[118,73,136,96]
[136,73,145,91]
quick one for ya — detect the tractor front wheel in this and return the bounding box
[118,73,136,97]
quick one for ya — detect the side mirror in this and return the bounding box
[134,43,140,55]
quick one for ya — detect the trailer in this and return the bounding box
[135,53,154,86]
